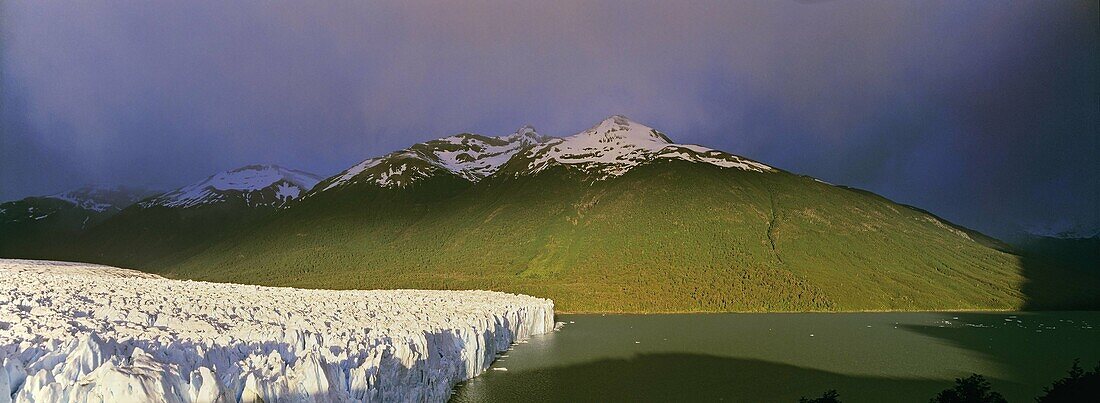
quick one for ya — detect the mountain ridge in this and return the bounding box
[141,164,322,209]
[0,185,155,227]
[311,115,779,196]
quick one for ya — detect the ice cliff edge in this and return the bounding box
[0,259,555,402]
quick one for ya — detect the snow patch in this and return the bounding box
[0,259,554,402]
[522,115,774,180]
[323,158,386,191]
[274,183,302,202]
[142,165,322,208]
[41,185,155,213]
[321,127,546,191]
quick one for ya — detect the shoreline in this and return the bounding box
[553,308,1080,315]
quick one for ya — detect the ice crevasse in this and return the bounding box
[0,259,555,402]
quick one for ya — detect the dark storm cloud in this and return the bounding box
[1,0,1096,236]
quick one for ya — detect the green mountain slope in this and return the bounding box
[156,159,1096,312]
[70,203,280,268]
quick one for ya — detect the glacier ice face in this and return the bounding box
[0,259,554,402]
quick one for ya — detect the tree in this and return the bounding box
[800,389,841,403]
[929,374,1006,403]
[1036,359,1100,403]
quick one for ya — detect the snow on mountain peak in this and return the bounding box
[49,185,155,212]
[1022,223,1100,240]
[320,126,549,191]
[504,125,544,145]
[141,165,322,208]
[514,124,537,136]
[521,115,772,179]
[584,115,671,145]
[208,164,320,192]
[318,115,775,192]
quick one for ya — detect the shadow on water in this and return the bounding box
[899,312,1100,400]
[450,353,965,403]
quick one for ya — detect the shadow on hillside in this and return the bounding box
[450,353,961,403]
[1019,252,1100,310]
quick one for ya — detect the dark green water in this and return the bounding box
[451,312,1099,403]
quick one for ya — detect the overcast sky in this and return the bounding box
[1,1,1096,237]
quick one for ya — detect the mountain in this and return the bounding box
[1008,232,1099,273]
[141,116,1098,313]
[11,165,323,267]
[504,114,773,179]
[0,185,154,224]
[141,164,322,208]
[0,185,156,254]
[50,185,157,213]
[4,117,1095,312]
[314,115,771,192]
[313,125,547,191]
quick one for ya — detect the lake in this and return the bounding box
[451,312,1100,402]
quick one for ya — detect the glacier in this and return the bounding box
[0,259,555,402]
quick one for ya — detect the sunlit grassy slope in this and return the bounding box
[147,161,1095,312]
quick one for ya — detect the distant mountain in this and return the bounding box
[0,185,154,225]
[141,164,321,208]
[0,165,321,267]
[1018,223,1100,240]
[0,185,157,254]
[1008,232,1099,273]
[51,185,157,212]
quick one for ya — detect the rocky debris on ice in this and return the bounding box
[0,259,554,402]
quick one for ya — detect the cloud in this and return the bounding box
[1,0,1096,236]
